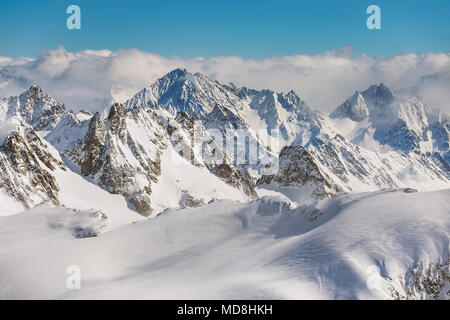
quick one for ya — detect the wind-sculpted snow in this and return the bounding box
[0,189,448,299]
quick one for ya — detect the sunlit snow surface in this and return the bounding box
[0,188,448,299]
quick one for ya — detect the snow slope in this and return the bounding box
[0,85,66,131]
[0,188,448,299]
[149,147,248,213]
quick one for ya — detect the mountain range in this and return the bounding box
[0,68,449,300]
[0,68,449,218]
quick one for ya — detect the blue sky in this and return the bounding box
[0,0,449,58]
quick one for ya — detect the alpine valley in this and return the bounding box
[0,69,449,299]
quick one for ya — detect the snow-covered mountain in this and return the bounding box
[125,69,450,194]
[1,70,449,217]
[330,83,450,163]
[0,85,67,131]
[126,68,327,149]
[54,103,254,216]
[0,118,65,210]
[0,116,143,226]
[0,68,449,300]
[127,69,449,162]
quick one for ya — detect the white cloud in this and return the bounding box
[0,46,449,113]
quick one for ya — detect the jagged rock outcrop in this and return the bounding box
[178,191,205,209]
[45,101,258,216]
[126,69,326,148]
[66,103,167,216]
[71,209,109,238]
[79,112,106,176]
[258,145,343,198]
[0,121,65,208]
[388,258,450,300]
[125,68,246,116]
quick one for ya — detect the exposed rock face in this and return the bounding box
[80,112,106,176]
[46,102,257,217]
[258,145,343,198]
[307,134,398,189]
[115,110,164,215]
[124,70,449,195]
[208,163,258,199]
[126,68,328,149]
[66,103,167,216]
[205,104,247,131]
[259,130,448,197]
[167,110,258,199]
[0,122,65,208]
[429,110,450,163]
[125,68,246,117]
[167,110,198,164]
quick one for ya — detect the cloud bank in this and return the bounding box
[0,46,449,113]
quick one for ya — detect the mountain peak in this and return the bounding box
[125,68,242,116]
[330,90,369,121]
[284,89,301,103]
[165,68,190,80]
[22,85,44,99]
[29,84,43,91]
[377,82,394,97]
[157,68,217,91]
[351,90,363,100]
[362,83,395,106]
